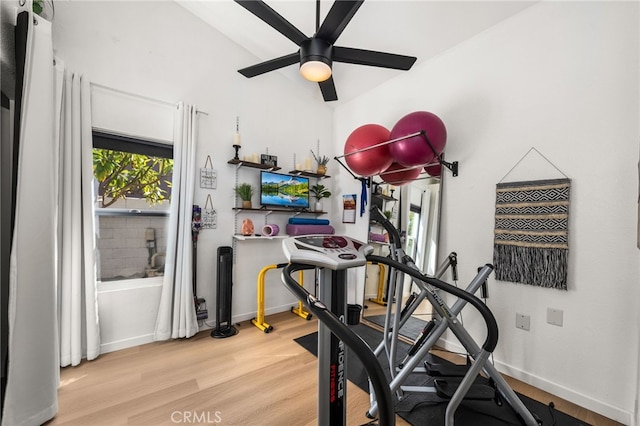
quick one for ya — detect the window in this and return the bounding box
[93,131,173,282]
[405,204,421,260]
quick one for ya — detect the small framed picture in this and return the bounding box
[200,155,216,189]
[342,194,357,223]
[200,168,217,189]
[261,154,278,167]
[202,208,217,229]
[201,195,217,229]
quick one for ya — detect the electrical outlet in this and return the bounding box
[516,313,530,331]
[547,308,563,326]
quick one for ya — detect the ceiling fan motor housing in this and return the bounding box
[300,38,333,69]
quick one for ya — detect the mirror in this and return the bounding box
[362,174,443,330]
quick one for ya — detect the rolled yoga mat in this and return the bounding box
[287,217,331,225]
[261,224,280,237]
[286,224,335,236]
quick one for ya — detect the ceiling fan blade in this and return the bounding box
[316,0,363,45]
[235,0,308,46]
[318,77,338,102]
[238,52,300,78]
[333,46,417,70]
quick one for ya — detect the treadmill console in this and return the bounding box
[282,235,372,270]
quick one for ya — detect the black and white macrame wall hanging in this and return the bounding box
[493,178,571,290]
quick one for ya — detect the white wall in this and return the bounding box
[50,0,640,422]
[97,278,163,353]
[333,2,639,424]
[52,1,334,346]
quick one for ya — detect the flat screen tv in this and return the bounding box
[260,170,310,209]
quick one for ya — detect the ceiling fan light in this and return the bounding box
[300,60,332,82]
[299,38,333,82]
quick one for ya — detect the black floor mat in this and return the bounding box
[363,314,429,340]
[294,324,590,426]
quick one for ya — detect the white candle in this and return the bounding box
[296,163,302,171]
[252,153,259,163]
[305,157,312,171]
[233,132,241,146]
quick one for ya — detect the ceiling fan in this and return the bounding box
[235,0,417,102]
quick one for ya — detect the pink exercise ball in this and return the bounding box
[389,111,447,167]
[380,162,421,186]
[344,124,393,177]
[424,162,442,177]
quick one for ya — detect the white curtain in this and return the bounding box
[2,12,58,426]
[55,66,100,367]
[154,104,198,340]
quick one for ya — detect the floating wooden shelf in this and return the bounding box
[233,234,288,241]
[368,240,391,246]
[372,193,397,202]
[227,158,281,171]
[287,170,330,179]
[232,207,327,215]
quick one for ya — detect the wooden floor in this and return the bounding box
[47,311,622,426]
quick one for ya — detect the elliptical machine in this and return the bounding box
[365,206,541,426]
[280,232,539,426]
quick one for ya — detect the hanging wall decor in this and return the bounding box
[200,155,217,189]
[493,178,571,290]
[201,194,217,229]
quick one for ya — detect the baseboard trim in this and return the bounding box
[437,338,632,425]
[100,333,155,354]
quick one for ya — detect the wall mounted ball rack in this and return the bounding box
[333,130,459,187]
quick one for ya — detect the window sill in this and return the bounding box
[95,208,169,217]
[98,276,164,292]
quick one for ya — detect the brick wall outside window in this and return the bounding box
[96,215,168,281]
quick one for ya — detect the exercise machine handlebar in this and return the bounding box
[282,263,396,426]
[366,255,499,353]
[370,206,402,250]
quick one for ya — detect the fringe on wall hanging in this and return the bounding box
[493,178,571,290]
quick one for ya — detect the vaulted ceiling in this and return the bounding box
[1,1,538,104]
[175,1,537,104]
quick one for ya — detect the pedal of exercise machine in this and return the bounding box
[426,361,496,401]
[425,360,471,377]
[433,377,496,401]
